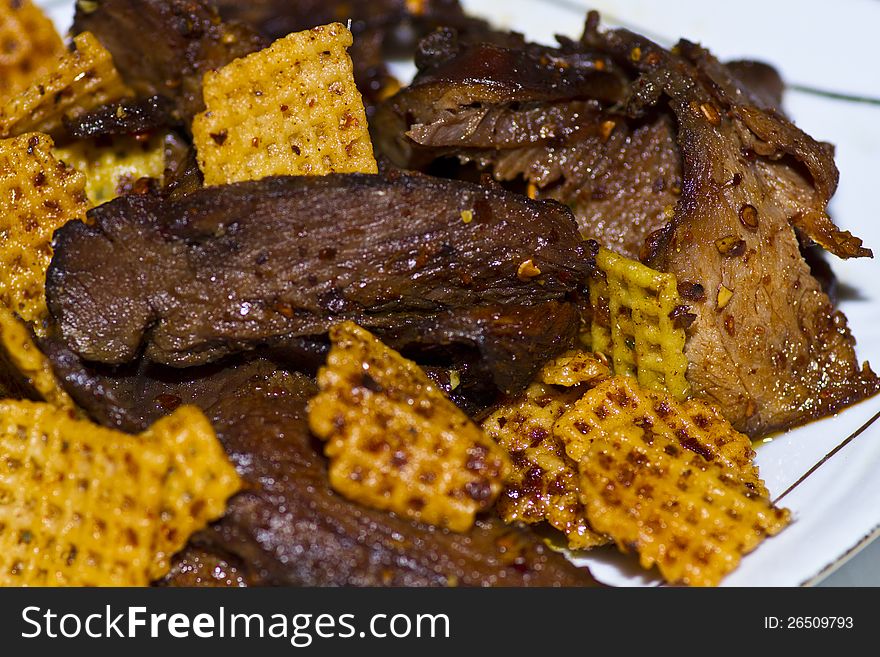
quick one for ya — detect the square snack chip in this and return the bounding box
[555,376,788,585]
[0,402,241,586]
[0,31,131,138]
[193,22,378,185]
[0,0,65,103]
[482,381,610,550]
[588,247,690,400]
[309,322,509,532]
[0,132,89,325]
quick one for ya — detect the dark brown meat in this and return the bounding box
[62,95,176,139]
[579,21,877,434]
[72,0,265,123]
[47,172,592,394]
[376,13,878,434]
[166,368,600,586]
[373,27,672,259]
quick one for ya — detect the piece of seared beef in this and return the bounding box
[72,0,265,124]
[163,368,600,586]
[376,13,878,435]
[46,172,592,395]
[373,27,676,260]
[208,0,495,115]
[62,95,176,140]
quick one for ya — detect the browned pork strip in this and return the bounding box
[375,14,878,434]
[72,0,265,123]
[47,172,592,394]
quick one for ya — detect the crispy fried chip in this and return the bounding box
[55,132,166,206]
[0,0,65,103]
[0,132,88,325]
[309,322,509,532]
[0,308,73,409]
[193,22,377,185]
[0,31,131,138]
[482,381,610,550]
[0,402,241,586]
[588,248,690,399]
[143,406,243,579]
[555,376,788,585]
[538,349,611,387]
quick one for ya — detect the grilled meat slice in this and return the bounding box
[72,0,265,123]
[47,172,592,394]
[171,368,600,586]
[373,27,672,259]
[376,13,878,434]
[581,21,877,434]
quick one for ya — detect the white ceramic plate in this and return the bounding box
[37,0,880,586]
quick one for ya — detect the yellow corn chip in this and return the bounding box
[144,406,242,579]
[0,307,73,409]
[0,0,65,103]
[588,247,690,399]
[309,322,510,532]
[0,132,89,325]
[55,132,166,206]
[482,382,609,550]
[0,401,240,586]
[538,349,610,387]
[555,376,765,492]
[555,376,787,585]
[193,22,377,185]
[0,31,131,138]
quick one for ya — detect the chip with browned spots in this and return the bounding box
[538,349,610,387]
[54,132,166,206]
[193,22,377,185]
[0,402,241,586]
[0,0,65,104]
[482,381,609,550]
[555,376,788,585]
[0,31,131,138]
[0,132,89,326]
[587,247,690,399]
[308,321,509,532]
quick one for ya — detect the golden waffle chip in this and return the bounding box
[144,406,243,579]
[0,402,240,586]
[482,382,609,550]
[55,132,166,206]
[554,376,787,585]
[0,132,89,325]
[588,247,690,399]
[0,307,73,409]
[309,322,509,532]
[0,31,131,138]
[538,349,610,387]
[555,376,766,494]
[0,0,65,103]
[193,22,377,185]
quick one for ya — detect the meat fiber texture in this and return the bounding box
[375,13,878,435]
[46,172,593,396]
